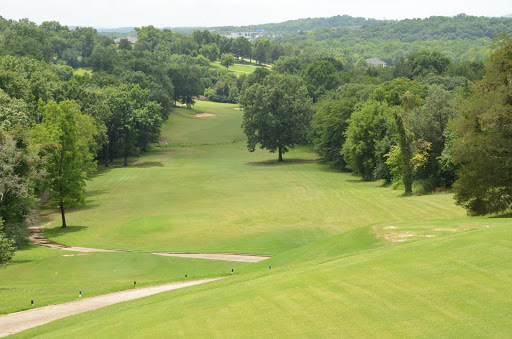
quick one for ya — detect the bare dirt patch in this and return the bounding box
[195,113,217,118]
[383,226,399,229]
[61,253,88,257]
[234,107,243,110]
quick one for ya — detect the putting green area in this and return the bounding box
[2,101,511,336]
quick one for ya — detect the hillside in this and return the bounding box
[5,100,512,337]
[279,14,512,63]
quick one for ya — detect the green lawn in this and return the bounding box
[13,221,512,337]
[211,61,268,76]
[0,245,247,314]
[3,100,511,336]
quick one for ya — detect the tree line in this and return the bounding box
[240,35,512,218]
[1,14,511,266]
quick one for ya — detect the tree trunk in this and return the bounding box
[58,149,66,228]
[105,141,109,167]
[60,201,66,228]
[278,146,283,162]
[403,159,413,195]
[124,132,128,166]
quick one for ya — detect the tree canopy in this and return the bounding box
[241,73,314,161]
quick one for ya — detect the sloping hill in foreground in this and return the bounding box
[14,221,512,337]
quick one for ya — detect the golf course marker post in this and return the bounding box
[31,299,34,306]
[79,290,82,298]
[134,281,136,287]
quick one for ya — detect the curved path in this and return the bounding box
[0,277,224,337]
[29,225,271,263]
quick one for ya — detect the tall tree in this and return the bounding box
[241,74,314,161]
[0,127,39,246]
[220,53,235,70]
[342,100,393,181]
[31,100,97,228]
[451,34,512,215]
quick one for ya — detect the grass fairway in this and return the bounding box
[14,223,512,337]
[39,101,466,256]
[211,61,268,76]
[3,100,511,336]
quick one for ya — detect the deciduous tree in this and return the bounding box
[31,100,97,227]
[241,74,314,161]
[451,34,512,215]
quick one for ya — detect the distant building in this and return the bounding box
[114,36,138,44]
[366,58,387,67]
[222,31,264,40]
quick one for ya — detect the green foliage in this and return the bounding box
[0,219,15,267]
[303,60,341,101]
[342,100,394,181]
[103,84,162,165]
[0,128,38,246]
[393,51,452,78]
[241,74,314,161]
[31,100,97,227]
[451,34,512,215]
[280,14,512,64]
[231,36,251,60]
[199,43,219,61]
[371,77,427,106]
[312,96,357,169]
[0,89,31,129]
[410,85,458,188]
[220,53,235,70]
[0,19,53,62]
[118,38,132,51]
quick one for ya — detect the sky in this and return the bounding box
[1,0,511,28]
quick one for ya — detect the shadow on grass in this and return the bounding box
[490,211,512,218]
[84,189,110,198]
[131,161,164,168]
[8,259,34,266]
[44,225,88,238]
[247,158,320,166]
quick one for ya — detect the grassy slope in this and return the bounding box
[40,102,466,256]
[0,245,246,314]
[4,101,511,336]
[15,223,512,337]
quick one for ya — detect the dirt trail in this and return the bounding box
[29,225,271,263]
[0,278,224,337]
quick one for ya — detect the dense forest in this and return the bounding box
[171,15,391,36]
[0,13,511,265]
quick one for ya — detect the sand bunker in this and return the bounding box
[195,113,216,118]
